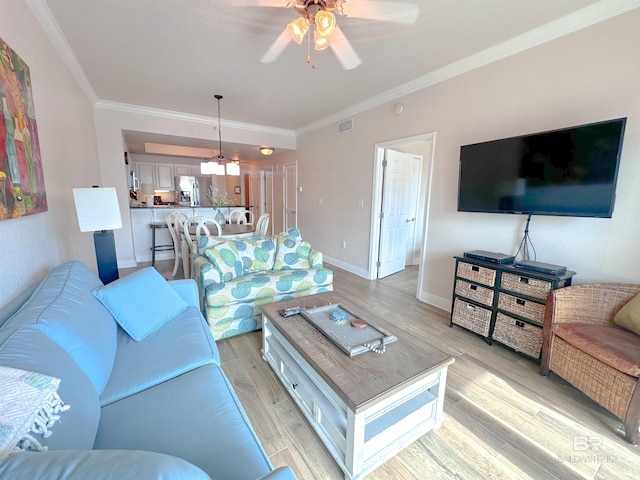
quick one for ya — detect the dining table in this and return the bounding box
[188,223,256,239]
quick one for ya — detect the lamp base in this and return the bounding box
[94,230,119,284]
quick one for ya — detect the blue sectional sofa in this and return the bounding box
[0,260,296,480]
[194,228,333,340]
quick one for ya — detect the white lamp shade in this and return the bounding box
[72,187,123,232]
[226,162,240,176]
[213,163,226,176]
[201,161,217,175]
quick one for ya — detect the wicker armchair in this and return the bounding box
[540,283,640,444]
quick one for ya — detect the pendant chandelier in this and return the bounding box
[201,94,240,176]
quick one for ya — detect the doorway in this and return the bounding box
[377,149,422,278]
[369,133,435,295]
[283,162,297,231]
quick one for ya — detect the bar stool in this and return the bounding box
[149,222,174,267]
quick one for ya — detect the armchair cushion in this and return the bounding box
[232,238,276,273]
[92,268,188,341]
[203,241,244,282]
[614,292,640,335]
[553,323,640,377]
[273,236,312,271]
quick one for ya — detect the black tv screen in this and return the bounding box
[457,118,626,218]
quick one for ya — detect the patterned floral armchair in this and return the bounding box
[193,228,333,340]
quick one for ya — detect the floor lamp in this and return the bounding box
[72,187,123,284]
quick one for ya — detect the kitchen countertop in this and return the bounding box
[130,204,251,209]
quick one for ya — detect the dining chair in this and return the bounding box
[166,210,189,277]
[255,213,270,237]
[229,209,254,225]
[183,216,221,278]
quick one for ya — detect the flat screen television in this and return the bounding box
[457,118,626,218]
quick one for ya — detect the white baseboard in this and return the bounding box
[118,259,138,269]
[323,256,370,279]
[418,291,451,313]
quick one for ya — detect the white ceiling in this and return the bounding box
[33,0,633,158]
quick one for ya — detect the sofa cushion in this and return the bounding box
[0,450,211,480]
[204,268,334,308]
[94,364,273,480]
[553,323,640,377]
[232,237,277,272]
[2,261,117,395]
[204,240,244,281]
[92,267,188,341]
[273,235,311,270]
[0,327,101,451]
[99,306,219,406]
[614,292,640,335]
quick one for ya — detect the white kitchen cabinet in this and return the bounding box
[156,164,174,190]
[135,162,155,188]
[130,208,154,263]
[174,164,191,177]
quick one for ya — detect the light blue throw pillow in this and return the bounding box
[92,268,188,341]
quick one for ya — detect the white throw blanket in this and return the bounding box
[0,366,70,458]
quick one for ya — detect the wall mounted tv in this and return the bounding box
[457,118,626,218]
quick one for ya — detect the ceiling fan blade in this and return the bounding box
[260,28,292,63]
[329,26,361,70]
[341,1,418,24]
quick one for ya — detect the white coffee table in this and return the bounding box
[260,293,455,480]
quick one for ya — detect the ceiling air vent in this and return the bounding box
[337,118,353,134]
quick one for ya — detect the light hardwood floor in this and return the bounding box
[136,261,640,479]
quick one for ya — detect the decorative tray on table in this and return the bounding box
[300,304,397,357]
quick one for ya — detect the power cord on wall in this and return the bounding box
[514,214,536,261]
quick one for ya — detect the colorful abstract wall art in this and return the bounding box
[0,36,46,221]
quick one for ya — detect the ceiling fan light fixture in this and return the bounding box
[287,17,309,44]
[260,146,274,156]
[314,32,331,51]
[314,10,336,37]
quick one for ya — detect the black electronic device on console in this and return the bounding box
[514,260,567,276]
[463,250,515,264]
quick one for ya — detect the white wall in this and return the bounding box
[296,10,640,310]
[0,2,102,307]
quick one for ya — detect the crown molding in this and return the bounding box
[94,100,296,138]
[26,0,98,104]
[296,0,640,136]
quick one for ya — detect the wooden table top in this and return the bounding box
[260,292,455,412]
[219,223,255,237]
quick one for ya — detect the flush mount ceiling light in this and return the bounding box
[260,146,274,156]
[258,0,418,70]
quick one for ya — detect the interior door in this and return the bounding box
[378,149,420,278]
[283,162,297,231]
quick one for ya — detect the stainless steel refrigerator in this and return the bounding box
[174,175,213,207]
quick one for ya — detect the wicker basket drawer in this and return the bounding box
[452,298,492,337]
[500,272,552,300]
[457,262,496,287]
[498,293,545,323]
[492,312,543,358]
[455,279,494,307]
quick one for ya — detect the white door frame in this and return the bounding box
[369,133,436,297]
[283,161,297,231]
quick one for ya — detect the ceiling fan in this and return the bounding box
[248,0,419,69]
